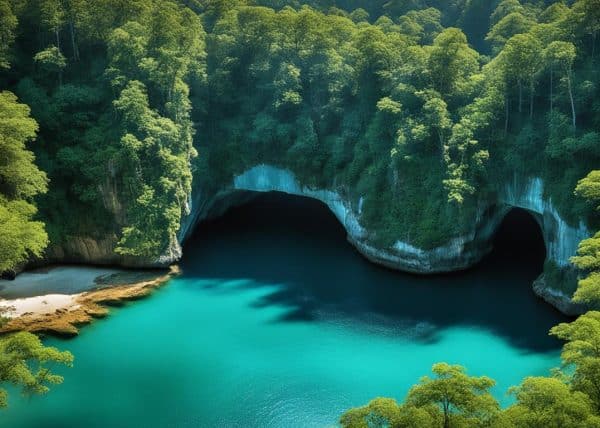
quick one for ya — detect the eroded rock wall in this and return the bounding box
[180,165,589,314]
[500,176,590,314]
[31,164,590,315]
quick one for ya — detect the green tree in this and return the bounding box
[576,170,600,210]
[570,232,600,306]
[62,0,86,61]
[40,0,65,51]
[486,11,534,52]
[418,90,452,159]
[397,8,443,44]
[551,312,600,413]
[340,397,402,428]
[0,91,48,273]
[539,1,570,25]
[572,0,600,59]
[349,8,369,23]
[0,332,73,408]
[490,0,525,26]
[33,46,67,86]
[427,28,479,99]
[405,363,499,428]
[501,34,543,117]
[112,80,194,258]
[0,0,17,69]
[545,41,577,129]
[505,376,600,427]
[340,397,441,428]
[570,171,600,306]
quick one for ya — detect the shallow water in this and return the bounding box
[3,193,569,427]
[0,266,122,299]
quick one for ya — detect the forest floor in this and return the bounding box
[0,266,179,336]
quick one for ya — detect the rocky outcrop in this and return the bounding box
[224,165,503,274]
[179,165,590,314]
[532,274,586,316]
[500,176,590,313]
[45,235,120,265]
[29,163,590,315]
[0,267,178,337]
[35,173,183,269]
[41,234,180,269]
[500,176,589,268]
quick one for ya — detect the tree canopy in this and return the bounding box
[1,0,599,260]
[0,332,73,409]
[2,0,600,424]
[0,91,48,273]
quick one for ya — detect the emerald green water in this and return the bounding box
[3,194,568,428]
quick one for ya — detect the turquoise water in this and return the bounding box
[3,194,568,427]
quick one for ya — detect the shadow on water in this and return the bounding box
[182,192,570,353]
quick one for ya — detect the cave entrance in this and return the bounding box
[185,192,550,275]
[180,190,567,351]
[182,191,351,270]
[490,208,547,272]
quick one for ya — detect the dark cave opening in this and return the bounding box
[490,208,547,273]
[183,193,567,352]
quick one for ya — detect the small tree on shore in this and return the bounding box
[0,332,73,409]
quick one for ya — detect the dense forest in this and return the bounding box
[1,0,599,268]
[1,0,600,425]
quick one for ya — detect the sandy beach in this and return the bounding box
[0,266,179,336]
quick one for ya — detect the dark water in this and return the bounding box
[3,193,568,428]
[183,193,566,353]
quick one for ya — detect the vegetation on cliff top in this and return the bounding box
[0,90,48,274]
[1,0,600,264]
[1,0,206,264]
[340,99,600,427]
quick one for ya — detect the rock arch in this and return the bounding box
[180,165,590,314]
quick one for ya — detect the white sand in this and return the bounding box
[0,294,80,318]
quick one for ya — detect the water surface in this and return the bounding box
[3,193,569,427]
[0,266,122,298]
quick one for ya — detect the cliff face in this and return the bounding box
[42,234,182,269]
[499,177,589,314]
[38,176,184,270]
[36,164,590,315]
[179,165,590,315]
[500,177,589,269]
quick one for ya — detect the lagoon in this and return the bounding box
[2,193,568,428]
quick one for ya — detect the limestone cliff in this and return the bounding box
[33,164,590,315]
[36,176,183,270]
[499,177,590,314]
[179,165,590,315]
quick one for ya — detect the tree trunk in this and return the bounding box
[518,80,522,114]
[550,67,553,113]
[69,22,79,61]
[567,71,576,131]
[437,130,445,163]
[504,92,509,135]
[56,29,63,86]
[442,400,450,428]
[529,79,534,120]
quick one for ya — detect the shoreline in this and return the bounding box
[0,266,179,337]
